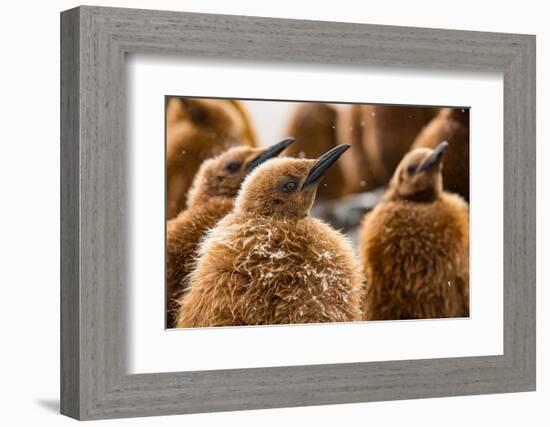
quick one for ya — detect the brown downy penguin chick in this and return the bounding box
[166,138,295,327]
[166,97,257,219]
[359,142,469,320]
[412,108,470,201]
[283,103,348,199]
[176,145,364,328]
[359,105,440,188]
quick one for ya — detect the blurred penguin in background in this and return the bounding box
[176,145,363,328]
[359,142,469,320]
[166,138,294,327]
[283,103,348,199]
[338,105,439,193]
[166,97,257,219]
[412,107,470,201]
[336,104,379,194]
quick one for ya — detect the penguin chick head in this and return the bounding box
[168,97,247,139]
[387,141,449,202]
[235,144,350,219]
[186,138,295,207]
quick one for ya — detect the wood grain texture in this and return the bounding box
[60,7,80,419]
[60,6,536,420]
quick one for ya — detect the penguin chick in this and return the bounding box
[412,108,470,201]
[284,103,347,199]
[336,104,379,194]
[360,105,440,187]
[166,97,257,219]
[166,138,295,328]
[176,145,364,328]
[359,142,469,320]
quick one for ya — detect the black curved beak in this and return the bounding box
[247,137,295,171]
[418,141,449,173]
[302,144,350,189]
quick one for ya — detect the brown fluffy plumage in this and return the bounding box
[166,141,294,328]
[167,199,233,328]
[412,107,470,200]
[166,97,257,219]
[359,143,469,320]
[176,147,363,328]
[336,104,378,193]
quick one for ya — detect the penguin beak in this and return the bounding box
[247,137,295,171]
[302,144,350,189]
[417,141,449,173]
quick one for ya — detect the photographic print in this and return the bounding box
[60,8,536,418]
[165,97,470,329]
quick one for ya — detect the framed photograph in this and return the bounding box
[60,6,536,420]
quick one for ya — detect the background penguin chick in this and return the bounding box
[412,107,470,201]
[166,140,293,328]
[359,142,469,320]
[176,146,364,328]
[336,104,379,193]
[358,105,440,187]
[166,97,257,219]
[283,103,348,199]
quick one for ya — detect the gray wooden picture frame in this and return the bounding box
[60,5,536,420]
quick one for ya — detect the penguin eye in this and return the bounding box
[279,179,299,193]
[406,163,418,176]
[224,161,242,173]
